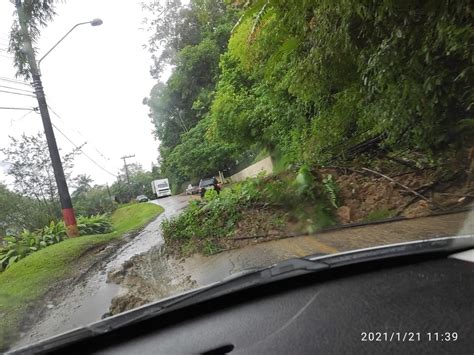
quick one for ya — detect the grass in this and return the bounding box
[363,209,393,222]
[110,203,164,233]
[0,202,163,352]
[162,174,337,257]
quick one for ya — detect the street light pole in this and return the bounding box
[38,18,103,74]
[14,0,102,237]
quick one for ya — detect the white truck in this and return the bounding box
[151,178,172,198]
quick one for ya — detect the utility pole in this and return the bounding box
[15,0,79,237]
[106,183,112,201]
[120,154,135,185]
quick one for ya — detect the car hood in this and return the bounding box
[8,234,474,354]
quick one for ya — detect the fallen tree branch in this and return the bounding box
[361,167,444,210]
[385,155,421,170]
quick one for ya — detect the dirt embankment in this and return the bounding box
[220,149,474,249]
[332,167,472,222]
[105,150,474,315]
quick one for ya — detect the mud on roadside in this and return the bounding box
[107,247,196,315]
[17,231,140,338]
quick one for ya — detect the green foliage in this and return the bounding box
[0,222,65,272]
[162,172,337,256]
[108,164,155,203]
[208,0,473,166]
[77,214,113,236]
[160,118,242,192]
[9,0,60,79]
[73,185,116,216]
[0,202,164,352]
[0,215,113,272]
[364,209,394,222]
[0,184,53,236]
[110,203,164,233]
[1,133,80,224]
[145,0,246,189]
[294,165,316,200]
[322,174,339,209]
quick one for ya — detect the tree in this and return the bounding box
[8,0,60,79]
[161,118,241,191]
[71,174,93,198]
[109,164,155,202]
[73,185,114,217]
[143,0,235,78]
[0,133,80,220]
[0,183,52,236]
[144,0,242,191]
[208,0,474,166]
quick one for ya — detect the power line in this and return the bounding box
[0,76,30,86]
[0,84,34,93]
[0,89,36,98]
[47,105,111,162]
[50,121,118,178]
[10,110,33,126]
[0,106,38,112]
[0,106,35,110]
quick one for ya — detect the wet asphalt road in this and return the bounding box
[13,195,190,349]
[179,210,473,286]
[12,195,473,349]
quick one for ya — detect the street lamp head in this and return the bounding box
[90,18,103,26]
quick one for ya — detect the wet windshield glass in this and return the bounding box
[200,178,214,186]
[0,0,472,351]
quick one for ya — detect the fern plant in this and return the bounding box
[322,174,339,208]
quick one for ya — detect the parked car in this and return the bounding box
[136,195,149,203]
[186,184,199,195]
[199,177,221,197]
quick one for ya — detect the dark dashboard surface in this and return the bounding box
[39,255,473,355]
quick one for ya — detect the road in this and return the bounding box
[105,204,473,314]
[13,195,189,349]
[163,209,474,287]
[13,194,473,348]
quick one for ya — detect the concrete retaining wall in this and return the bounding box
[228,156,273,182]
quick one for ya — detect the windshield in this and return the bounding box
[200,178,214,186]
[0,0,472,352]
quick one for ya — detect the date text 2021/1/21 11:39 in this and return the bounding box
[361,332,459,342]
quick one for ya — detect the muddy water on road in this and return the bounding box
[14,195,190,349]
[107,210,473,316]
[179,210,473,286]
[15,204,473,347]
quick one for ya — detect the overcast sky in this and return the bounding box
[0,0,170,187]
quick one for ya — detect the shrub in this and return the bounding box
[0,224,65,272]
[364,209,393,222]
[73,186,116,217]
[322,174,339,208]
[0,215,113,271]
[77,214,113,235]
[162,171,337,256]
